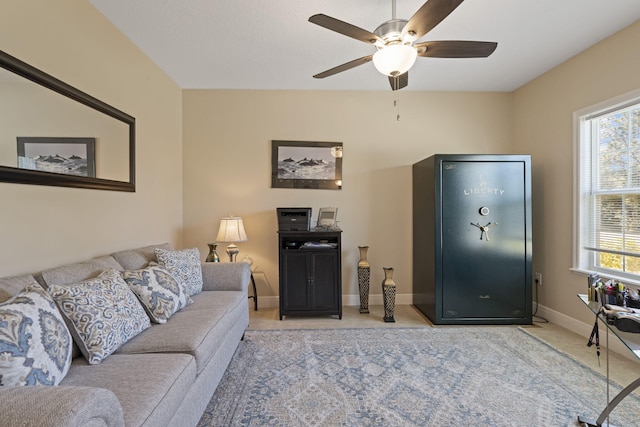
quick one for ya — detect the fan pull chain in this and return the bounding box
[394,94,401,121]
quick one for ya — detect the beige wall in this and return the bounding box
[512,20,640,327]
[3,0,637,329]
[0,0,183,277]
[182,90,512,302]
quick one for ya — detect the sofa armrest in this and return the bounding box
[201,262,251,292]
[0,386,124,427]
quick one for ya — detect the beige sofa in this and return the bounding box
[0,243,251,427]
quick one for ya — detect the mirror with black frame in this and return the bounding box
[0,50,135,192]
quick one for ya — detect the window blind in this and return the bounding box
[581,103,640,259]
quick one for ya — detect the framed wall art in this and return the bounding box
[17,137,96,178]
[271,140,343,190]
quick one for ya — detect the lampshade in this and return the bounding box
[216,217,248,243]
[372,44,417,77]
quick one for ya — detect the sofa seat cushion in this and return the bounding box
[180,290,246,313]
[62,353,195,427]
[116,303,232,374]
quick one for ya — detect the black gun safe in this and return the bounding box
[413,154,532,324]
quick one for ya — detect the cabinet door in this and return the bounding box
[282,252,310,310]
[440,160,528,319]
[310,251,339,309]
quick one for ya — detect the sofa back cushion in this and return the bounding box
[112,243,173,271]
[0,274,38,303]
[39,257,122,289]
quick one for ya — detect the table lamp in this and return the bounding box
[216,216,248,262]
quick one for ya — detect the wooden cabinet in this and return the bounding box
[278,231,342,320]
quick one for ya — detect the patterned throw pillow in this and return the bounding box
[48,269,150,365]
[0,283,73,386]
[122,264,192,324]
[155,247,203,296]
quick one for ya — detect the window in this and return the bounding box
[575,90,640,282]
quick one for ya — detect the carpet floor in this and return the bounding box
[197,327,640,427]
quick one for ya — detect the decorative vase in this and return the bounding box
[205,243,220,263]
[382,267,396,323]
[357,246,370,313]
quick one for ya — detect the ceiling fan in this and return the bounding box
[309,0,497,91]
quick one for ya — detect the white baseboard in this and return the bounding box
[251,294,413,310]
[534,303,637,362]
[252,296,278,309]
[343,293,414,306]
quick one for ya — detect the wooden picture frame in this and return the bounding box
[271,140,342,190]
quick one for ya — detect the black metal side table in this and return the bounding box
[248,273,257,311]
[577,294,640,427]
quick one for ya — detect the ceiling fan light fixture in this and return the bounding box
[372,44,417,77]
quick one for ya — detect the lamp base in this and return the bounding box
[226,243,239,262]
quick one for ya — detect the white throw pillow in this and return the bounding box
[122,263,192,324]
[155,247,203,296]
[48,269,150,365]
[0,283,73,386]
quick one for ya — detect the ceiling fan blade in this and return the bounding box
[403,0,464,40]
[309,14,382,44]
[389,72,408,91]
[313,55,374,79]
[416,41,497,58]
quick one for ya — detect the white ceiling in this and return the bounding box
[88,0,640,92]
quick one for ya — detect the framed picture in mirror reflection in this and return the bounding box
[17,137,96,178]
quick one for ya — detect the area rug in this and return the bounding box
[198,327,640,427]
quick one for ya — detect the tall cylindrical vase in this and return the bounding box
[382,267,396,323]
[357,246,370,313]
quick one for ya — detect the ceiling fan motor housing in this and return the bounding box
[372,19,417,77]
[373,19,414,47]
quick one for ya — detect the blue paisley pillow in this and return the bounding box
[48,269,150,365]
[0,282,73,386]
[155,247,203,296]
[122,263,192,324]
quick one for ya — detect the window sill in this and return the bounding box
[570,267,640,288]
